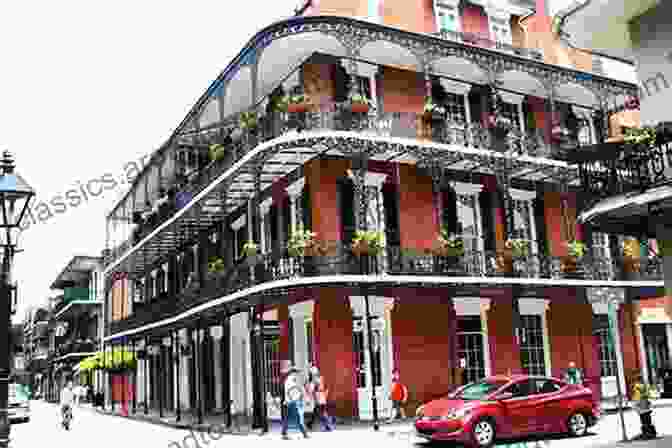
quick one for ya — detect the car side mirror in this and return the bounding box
[494,392,513,401]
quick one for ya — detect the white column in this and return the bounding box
[231,214,246,259]
[518,298,552,377]
[230,313,251,416]
[210,325,223,410]
[452,297,492,376]
[289,300,315,372]
[178,329,190,409]
[258,197,272,253]
[286,178,306,234]
[637,323,650,384]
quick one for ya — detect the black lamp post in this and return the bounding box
[0,150,35,448]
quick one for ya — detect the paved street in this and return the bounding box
[8,400,672,448]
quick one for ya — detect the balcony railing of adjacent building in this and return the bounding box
[431,30,544,61]
[53,287,93,316]
[109,241,663,335]
[55,339,98,358]
[106,108,575,264]
[572,131,672,200]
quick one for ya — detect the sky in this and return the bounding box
[0,0,300,322]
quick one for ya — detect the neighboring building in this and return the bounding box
[100,1,662,426]
[46,255,104,401]
[22,303,52,397]
[10,324,29,389]
[557,0,672,390]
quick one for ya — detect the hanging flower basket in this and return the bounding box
[281,93,310,113]
[208,144,227,162]
[624,126,657,148]
[351,230,385,256]
[432,229,465,257]
[505,239,529,258]
[349,93,370,113]
[423,98,446,121]
[566,240,586,259]
[287,227,318,257]
[207,257,226,274]
[239,111,258,130]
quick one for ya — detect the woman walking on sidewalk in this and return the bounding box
[282,367,309,440]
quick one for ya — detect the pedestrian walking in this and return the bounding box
[389,369,408,422]
[305,366,319,430]
[305,366,333,431]
[282,367,309,440]
[564,361,583,385]
[632,374,657,440]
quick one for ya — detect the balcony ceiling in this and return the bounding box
[51,255,100,290]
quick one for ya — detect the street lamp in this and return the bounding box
[0,150,35,448]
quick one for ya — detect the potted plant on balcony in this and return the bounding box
[239,111,258,131]
[348,93,370,114]
[624,126,657,148]
[287,227,318,257]
[432,229,465,257]
[283,93,310,113]
[505,238,529,258]
[209,143,227,162]
[242,241,259,264]
[423,97,446,122]
[351,230,385,256]
[207,257,226,274]
[563,240,586,277]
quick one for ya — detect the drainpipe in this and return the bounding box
[554,0,636,66]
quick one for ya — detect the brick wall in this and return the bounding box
[314,287,358,417]
[382,0,436,35]
[305,158,349,247]
[619,302,641,398]
[302,62,335,110]
[487,294,521,375]
[397,164,437,251]
[391,289,453,413]
[520,15,594,71]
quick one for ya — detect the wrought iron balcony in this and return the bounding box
[108,242,662,335]
[570,136,672,201]
[105,109,559,266]
[432,30,544,61]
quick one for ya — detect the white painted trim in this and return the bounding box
[509,188,537,202]
[357,62,378,79]
[104,129,576,276]
[611,307,628,398]
[259,197,272,215]
[518,298,550,315]
[349,296,395,317]
[347,171,387,188]
[499,92,524,105]
[210,325,223,339]
[637,324,650,384]
[481,304,492,376]
[289,300,314,319]
[103,274,664,341]
[286,177,306,199]
[452,297,490,316]
[451,181,483,196]
[439,78,471,96]
[231,214,246,231]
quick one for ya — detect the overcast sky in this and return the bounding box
[1,1,300,322]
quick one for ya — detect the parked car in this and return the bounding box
[414,375,600,448]
[8,383,30,424]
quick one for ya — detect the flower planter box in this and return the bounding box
[350,102,370,114]
[287,103,309,113]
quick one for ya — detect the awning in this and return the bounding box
[578,184,672,224]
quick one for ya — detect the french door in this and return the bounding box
[352,316,392,420]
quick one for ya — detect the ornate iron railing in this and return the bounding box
[572,139,672,199]
[108,243,663,335]
[106,109,555,265]
[432,30,545,61]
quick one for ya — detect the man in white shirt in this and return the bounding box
[60,381,75,424]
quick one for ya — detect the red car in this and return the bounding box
[414,375,600,448]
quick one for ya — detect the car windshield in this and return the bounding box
[453,380,509,400]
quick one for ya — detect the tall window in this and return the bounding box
[520,315,546,376]
[445,91,466,123]
[592,232,614,279]
[512,199,534,241]
[593,314,618,377]
[352,317,382,388]
[457,316,486,383]
[306,321,314,366]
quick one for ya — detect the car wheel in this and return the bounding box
[471,418,496,448]
[567,412,588,437]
